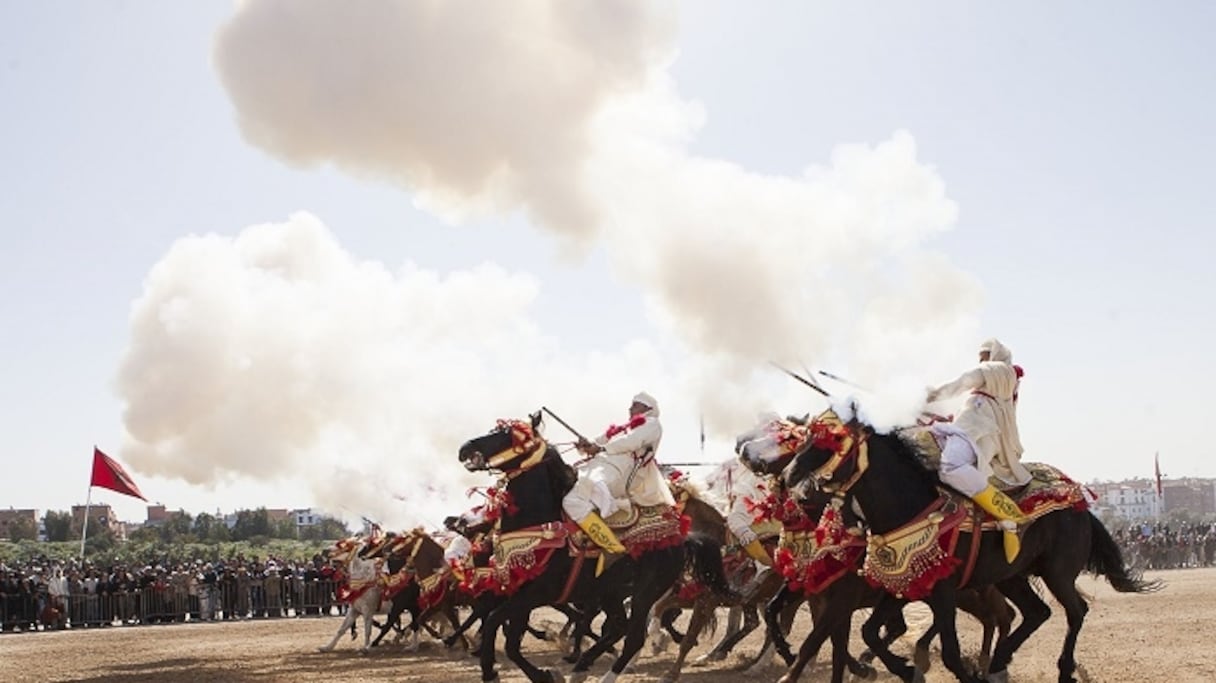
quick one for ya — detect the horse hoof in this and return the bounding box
[568,672,588,683]
[910,671,926,683]
[913,646,931,673]
[544,668,566,683]
[986,671,1009,683]
[857,662,878,680]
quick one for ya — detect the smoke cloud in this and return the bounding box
[114,2,986,525]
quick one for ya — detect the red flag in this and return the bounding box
[91,447,147,501]
[1154,452,1163,498]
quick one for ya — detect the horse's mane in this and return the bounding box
[542,445,578,497]
[871,429,942,491]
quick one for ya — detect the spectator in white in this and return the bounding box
[47,565,70,624]
[563,392,675,575]
[927,338,1031,561]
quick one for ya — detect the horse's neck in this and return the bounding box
[500,466,562,532]
[411,536,446,576]
[685,496,727,542]
[852,436,941,534]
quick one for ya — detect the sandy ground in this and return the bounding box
[0,568,1211,683]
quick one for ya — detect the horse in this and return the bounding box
[458,413,735,683]
[780,408,1161,683]
[361,529,467,651]
[435,509,594,659]
[738,415,1014,683]
[317,536,387,653]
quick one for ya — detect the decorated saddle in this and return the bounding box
[600,502,688,558]
[860,461,1090,600]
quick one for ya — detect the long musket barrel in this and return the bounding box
[540,406,593,444]
[768,361,831,397]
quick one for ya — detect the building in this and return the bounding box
[145,504,171,527]
[1090,481,1163,521]
[0,508,39,540]
[71,504,126,540]
[1162,479,1216,517]
[293,508,323,528]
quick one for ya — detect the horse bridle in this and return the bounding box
[481,419,548,476]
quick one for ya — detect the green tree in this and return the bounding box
[193,512,223,540]
[231,508,271,541]
[43,510,73,542]
[161,510,195,542]
[273,517,298,540]
[4,516,38,541]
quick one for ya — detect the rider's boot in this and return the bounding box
[971,484,1029,563]
[743,539,773,566]
[576,511,626,577]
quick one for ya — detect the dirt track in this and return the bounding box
[0,568,1211,682]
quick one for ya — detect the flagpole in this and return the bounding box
[80,483,93,559]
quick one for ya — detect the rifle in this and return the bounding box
[541,406,595,449]
[768,361,830,397]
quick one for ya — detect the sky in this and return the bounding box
[2,1,1213,531]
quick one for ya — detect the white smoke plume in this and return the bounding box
[117,213,697,527]
[115,2,987,524]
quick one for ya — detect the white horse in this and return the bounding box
[317,537,388,654]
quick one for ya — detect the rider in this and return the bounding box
[713,457,774,568]
[562,391,675,575]
[926,338,1032,562]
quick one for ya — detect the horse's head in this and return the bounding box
[327,536,363,564]
[458,412,547,475]
[737,415,811,477]
[782,409,868,496]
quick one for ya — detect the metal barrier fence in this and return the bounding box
[1,579,347,632]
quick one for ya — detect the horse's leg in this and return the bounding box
[764,584,800,666]
[988,575,1052,680]
[779,579,865,683]
[1041,571,1090,683]
[923,583,984,683]
[704,603,756,662]
[661,606,685,644]
[478,602,510,682]
[860,594,916,681]
[913,624,939,673]
[360,601,375,653]
[661,599,711,683]
[445,600,484,649]
[645,594,678,655]
[609,563,679,680]
[501,611,554,683]
[371,599,404,647]
[319,609,359,652]
[572,595,629,676]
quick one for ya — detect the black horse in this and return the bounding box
[737,416,1014,683]
[458,414,734,683]
[780,410,1160,683]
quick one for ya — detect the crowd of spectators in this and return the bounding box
[0,554,352,633]
[1113,521,1216,570]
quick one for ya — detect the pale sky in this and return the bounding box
[2,1,1212,529]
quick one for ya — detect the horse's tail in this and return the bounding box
[683,533,739,601]
[1087,513,1163,594]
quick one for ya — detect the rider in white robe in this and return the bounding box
[927,338,1031,561]
[562,392,675,574]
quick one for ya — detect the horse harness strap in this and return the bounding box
[957,500,984,589]
[819,432,870,496]
[500,441,549,479]
[558,526,588,605]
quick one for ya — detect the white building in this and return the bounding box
[1093,482,1163,520]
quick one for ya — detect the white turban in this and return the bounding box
[632,391,659,415]
[979,338,1013,364]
